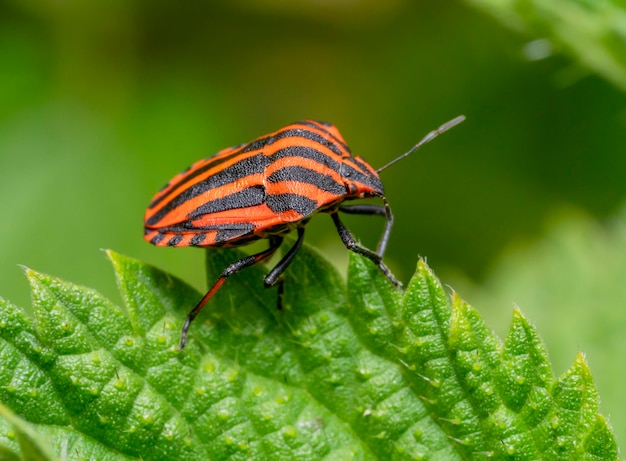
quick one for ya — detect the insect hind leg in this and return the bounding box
[179,235,284,349]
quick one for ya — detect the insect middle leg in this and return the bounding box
[179,235,284,349]
[264,226,306,309]
[264,226,306,286]
[330,212,401,287]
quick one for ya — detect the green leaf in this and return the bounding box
[0,403,57,461]
[0,246,620,460]
[457,207,626,450]
[466,0,626,90]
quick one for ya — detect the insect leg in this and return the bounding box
[263,226,306,310]
[338,201,394,257]
[179,236,284,349]
[264,226,306,287]
[330,212,401,287]
[338,204,386,216]
[378,199,393,258]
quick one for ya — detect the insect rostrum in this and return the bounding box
[144,117,464,349]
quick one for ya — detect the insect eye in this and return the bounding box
[347,183,357,194]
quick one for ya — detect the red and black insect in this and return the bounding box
[144,116,465,348]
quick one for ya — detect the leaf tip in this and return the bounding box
[573,351,590,373]
[23,267,46,287]
[415,259,436,282]
[18,265,41,283]
[104,248,122,265]
[17,264,30,273]
[416,258,429,271]
[510,306,527,323]
[105,249,138,276]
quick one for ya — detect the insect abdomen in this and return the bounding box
[144,120,352,248]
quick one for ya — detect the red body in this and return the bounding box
[144,120,384,248]
[144,116,464,349]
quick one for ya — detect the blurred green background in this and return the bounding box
[1,0,626,448]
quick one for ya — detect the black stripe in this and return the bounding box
[266,193,317,216]
[149,145,249,210]
[189,185,266,219]
[298,121,352,154]
[146,155,268,226]
[349,156,373,175]
[167,235,183,246]
[148,223,255,245]
[149,125,346,211]
[215,223,256,243]
[271,146,341,173]
[242,127,344,157]
[150,164,203,209]
[190,233,207,246]
[166,125,344,200]
[155,222,254,234]
[341,163,384,194]
[267,166,345,195]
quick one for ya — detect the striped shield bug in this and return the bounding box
[144,116,465,348]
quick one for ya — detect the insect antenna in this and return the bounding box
[376,115,466,173]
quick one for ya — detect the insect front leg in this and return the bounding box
[331,212,401,288]
[179,235,284,349]
[338,204,386,216]
[338,201,394,257]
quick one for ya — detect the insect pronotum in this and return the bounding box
[144,116,465,348]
